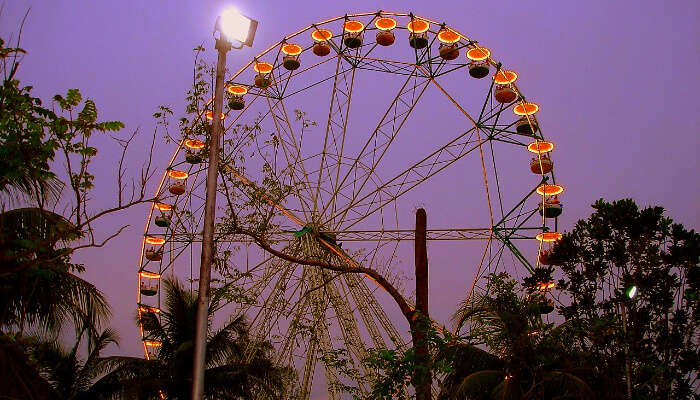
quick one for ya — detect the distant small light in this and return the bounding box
[626,285,638,299]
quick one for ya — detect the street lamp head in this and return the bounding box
[625,285,638,299]
[216,7,258,47]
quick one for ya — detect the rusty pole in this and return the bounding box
[413,208,431,400]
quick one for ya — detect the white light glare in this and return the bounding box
[219,7,252,43]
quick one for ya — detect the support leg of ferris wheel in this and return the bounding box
[300,234,372,375]
[305,265,352,399]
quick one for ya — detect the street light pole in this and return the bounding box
[191,36,231,400]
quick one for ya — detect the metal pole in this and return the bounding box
[191,36,230,400]
[413,208,431,400]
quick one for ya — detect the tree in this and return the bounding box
[0,208,110,335]
[28,327,122,400]
[441,272,594,400]
[1,28,158,280]
[1,22,158,337]
[549,198,700,399]
[93,278,287,399]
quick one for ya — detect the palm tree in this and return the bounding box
[28,327,123,400]
[94,277,287,399]
[0,208,109,336]
[438,273,594,400]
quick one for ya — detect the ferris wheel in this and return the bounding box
[136,10,564,398]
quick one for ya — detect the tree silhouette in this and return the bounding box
[550,198,700,399]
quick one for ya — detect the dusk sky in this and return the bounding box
[3,0,699,398]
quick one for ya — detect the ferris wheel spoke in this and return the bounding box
[322,68,430,223]
[313,56,356,216]
[248,260,299,340]
[264,96,315,217]
[349,54,428,76]
[344,273,406,349]
[220,163,306,227]
[304,265,346,399]
[328,125,483,231]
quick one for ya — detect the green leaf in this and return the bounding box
[78,99,97,123]
[66,88,82,106]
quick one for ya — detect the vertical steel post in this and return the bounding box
[413,208,431,400]
[191,37,230,400]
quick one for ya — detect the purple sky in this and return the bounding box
[3,0,699,397]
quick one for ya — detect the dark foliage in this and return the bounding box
[550,198,700,399]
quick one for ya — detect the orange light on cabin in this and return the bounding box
[167,170,188,180]
[536,232,563,242]
[527,141,554,154]
[183,139,205,149]
[144,236,166,246]
[253,61,273,74]
[205,110,225,120]
[467,47,491,61]
[536,184,564,196]
[407,19,429,34]
[311,28,333,42]
[375,17,397,31]
[537,281,556,291]
[514,102,539,116]
[139,271,161,279]
[437,29,460,44]
[281,43,303,56]
[494,70,518,84]
[226,84,248,95]
[344,20,364,33]
[143,340,162,347]
[139,305,161,313]
[153,203,172,212]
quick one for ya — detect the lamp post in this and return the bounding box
[191,8,257,399]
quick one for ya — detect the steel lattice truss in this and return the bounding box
[135,11,564,398]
